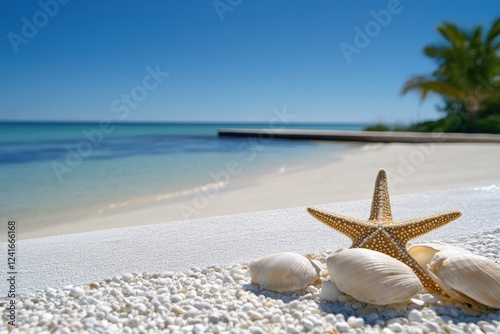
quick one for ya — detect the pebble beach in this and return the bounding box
[4,229,499,334]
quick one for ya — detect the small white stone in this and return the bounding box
[122,273,134,282]
[193,302,211,310]
[193,324,205,334]
[335,321,350,333]
[347,316,364,328]
[162,271,175,278]
[305,286,318,294]
[127,318,139,328]
[23,301,34,309]
[271,314,281,323]
[306,315,322,327]
[121,284,134,296]
[69,287,85,298]
[222,275,234,284]
[324,314,336,324]
[249,326,265,334]
[420,294,440,303]
[110,289,123,298]
[320,279,340,303]
[410,297,425,306]
[248,310,264,321]
[302,318,314,331]
[388,323,403,333]
[171,294,184,303]
[425,321,440,332]
[106,314,119,324]
[408,309,423,322]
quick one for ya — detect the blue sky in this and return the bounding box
[1,1,499,123]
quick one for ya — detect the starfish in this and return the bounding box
[307,169,461,294]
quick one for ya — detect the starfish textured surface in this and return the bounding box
[307,169,462,294]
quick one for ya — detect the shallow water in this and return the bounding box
[0,122,364,230]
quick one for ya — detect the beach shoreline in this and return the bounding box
[23,142,500,240]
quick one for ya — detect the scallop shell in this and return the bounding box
[408,243,462,269]
[326,248,423,305]
[426,250,500,309]
[248,252,321,292]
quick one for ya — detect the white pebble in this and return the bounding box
[336,321,350,332]
[193,302,211,310]
[320,279,340,302]
[106,314,119,323]
[127,318,139,328]
[248,310,264,321]
[10,230,500,334]
[69,287,84,298]
[302,318,314,331]
[193,324,205,334]
[420,294,440,303]
[171,294,184,303]
[388,322,403,333]
[110,289,123,298]
[347,316,364,328]
[249,326,265,334]
[408,309,423,322]
[122,273,134,282]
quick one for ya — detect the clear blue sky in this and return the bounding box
[1,1,499,123]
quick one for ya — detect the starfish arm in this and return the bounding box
[369,169,393,222]
[386,211,462,243]
[307,207,373,242]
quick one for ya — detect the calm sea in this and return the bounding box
[0,122,365,231]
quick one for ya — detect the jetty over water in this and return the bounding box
[218,128,500,143]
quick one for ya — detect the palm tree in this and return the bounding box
[401,18,500,122]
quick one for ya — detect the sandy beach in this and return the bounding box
[24,142,500,239]
[5,180,500,332]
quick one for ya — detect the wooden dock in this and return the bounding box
[218,128,500,143]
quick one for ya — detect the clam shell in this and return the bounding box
[248,252,320,292]
[327,248,423,305]
[408,243,463,269]
[427,250,500,309]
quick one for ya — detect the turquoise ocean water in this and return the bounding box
[0,122,364,231]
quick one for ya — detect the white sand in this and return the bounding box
[24,142,500,239]
[4,185,500,296]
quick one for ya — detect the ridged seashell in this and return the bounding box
[425,250,500,309]
[326,248,423,305]
[408,243,462,269]
[320,279,341,303]
[248,252,321,292]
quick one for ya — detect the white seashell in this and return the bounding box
[248,252,320,292]
[320,279,341,303]
[426,250,500,309]
[326,248,423,305]
[408,243,463,269]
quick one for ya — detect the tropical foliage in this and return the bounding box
[366,18,500,133]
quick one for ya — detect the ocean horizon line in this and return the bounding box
[0,120,372,126]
